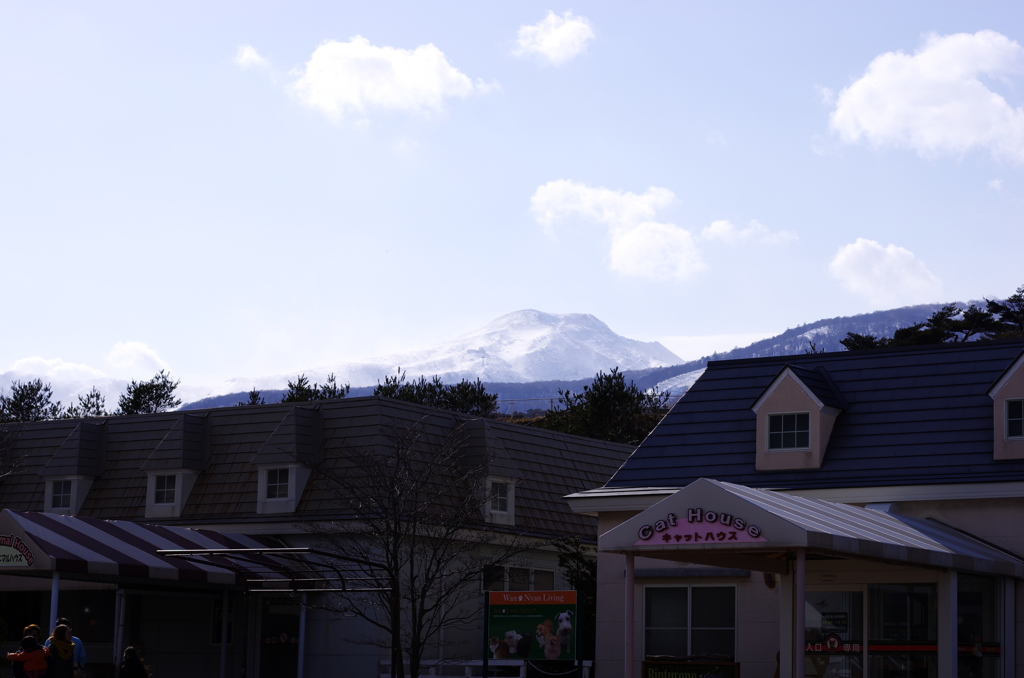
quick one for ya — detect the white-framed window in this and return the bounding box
[644,585,736,661]
[768,412,810,450]
[266,468,290,500]
[44,476,94,516]
[490,481,509,513]
[255,464,310,515]
[154,475,176,505]
[51,480,72,510]
[482,566,557,592]
[1008,399,1024,439]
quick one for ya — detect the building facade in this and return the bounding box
[567,340,1024,678]
[0,396,634,678]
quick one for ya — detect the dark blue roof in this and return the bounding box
[607,340,1024,490]
[768,364,847,411]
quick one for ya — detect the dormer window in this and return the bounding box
[485,477,516,526]
[1008,400,1023,439]
[768,413,810,450]
[51,480,72,510]
[154,475,176,505]
[491,482,509,513]
[266,468,290,500]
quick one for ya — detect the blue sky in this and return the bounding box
[1,1,1022,389]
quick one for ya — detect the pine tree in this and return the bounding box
[116,371,182,415]
[64,387,108,418]
[0,379,63,422]
[237,388,266,406]
[281,374,350,403]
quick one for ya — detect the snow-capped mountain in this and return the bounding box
[219,310,682,394]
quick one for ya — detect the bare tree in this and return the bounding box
[307,417,535,678]
[0,424,24,481]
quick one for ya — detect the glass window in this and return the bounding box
[958,574,1000,678]
[52,480,72,510]
[1008,400,1023,439]
[533,570,555,591]
[508,567,530,591]
[154,475,176,505]
[266,468,289,500]
[869,584,937,678]
[482,566,505,592]
[768,413,810,450]
[644,586,735,661]
[805,591,863,678]
[491,482,509,512]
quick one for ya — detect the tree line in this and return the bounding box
[0,370,182,423]
[840,283,1024,350]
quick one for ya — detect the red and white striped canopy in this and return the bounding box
[0,509,295,586]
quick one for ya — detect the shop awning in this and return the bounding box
[599,478,1024,578]
[0,509,295,586]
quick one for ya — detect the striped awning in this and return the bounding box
[599,478,1024,578]
[0,509,296,586]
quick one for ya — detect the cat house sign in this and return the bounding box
[634,508,767,546]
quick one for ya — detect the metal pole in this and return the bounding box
[220,589,230,678]
[795,550,806,678]
[482,595,489,678]
[111,587,121,666]
[297,593,307,678]
[114,589,126,678]
[624,554,634,678]
[49,572,60,635]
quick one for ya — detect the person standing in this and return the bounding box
[118,647,152,678]
[46,624,76,678]
[44,617,86,672]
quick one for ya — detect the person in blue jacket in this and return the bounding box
[44,617,86,670]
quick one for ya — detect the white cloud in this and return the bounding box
[106,341,170,377]
[289,36,493,122]
[530,179,674,232]
[514,11,594,65]
[234,44,269,69]
[530,180,705,281]
[830,30,1024,163]
[700,219,797,245]
[6,357,107,382]
[609,221,707,281]
[815,85,835,106]
[828,238,943,306]
[989,178,1004,191]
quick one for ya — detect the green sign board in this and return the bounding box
[642,661,740,678]
[487,591,577,661]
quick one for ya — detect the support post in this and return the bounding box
[795,549,805,678]
[220,589,230,678]
[624,554,634,678]
[49,572,60,635]
[114,588,126,678]
[297,592,307,678]
[482,594,489,678]
[1003,577,1015,678]
[111,587,121,666]
[938,570,958,678]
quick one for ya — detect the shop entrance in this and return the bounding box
[258,597,300,678]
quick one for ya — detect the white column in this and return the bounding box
[795,550,806,678]
[220,590,230,678]
[624,554,634,678]
[114,589,126,678]
[779,569,793,678]
[1003,577,1015,678]
[111,588,121,665]
[937,570,958,678]
[297,592,307,678]
[49,572,60,635]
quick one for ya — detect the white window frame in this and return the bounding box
[144,470,200,519]
[642,584,737,662]
[767,411,811,451]
[255,464,311,515]
[1007,399,1024,440]
[154,474,176,505]
[44,476,94,516]
[485,476,516,526]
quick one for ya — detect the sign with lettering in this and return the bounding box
[487,591,576,661]
[642,661,740,678]
[0,534,34,566]
[634,509,766,546]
